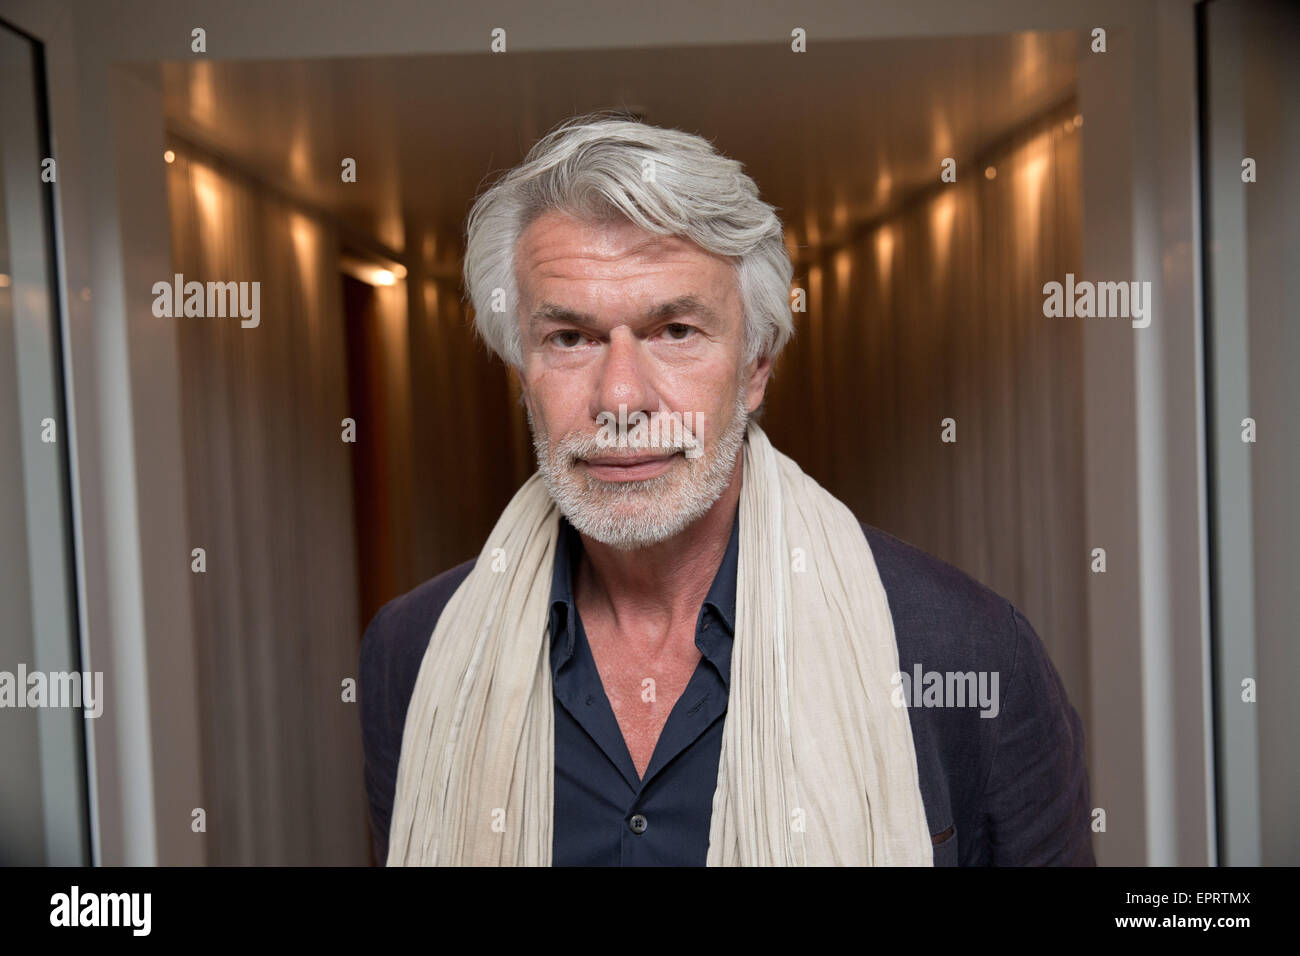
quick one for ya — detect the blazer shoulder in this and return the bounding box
[859,522,1020,669]
[360,558,476,674]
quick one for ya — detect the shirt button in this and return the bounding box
[628,813,648,835]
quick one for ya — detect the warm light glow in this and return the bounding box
[0,274,10,288]
[1014,32,1046,92]
[189,61,215,126]
[192,163,222,235]
[163,149,176,164]
[289,134,310,182]
[832,195,850,231]
[985,166,997,180]
[835,248,852,293]
[1023,152,1049,197]
[931,192,955,238]
[290,214,315,257]
[876,170,893,203]
[933,115,953,160]
[875,226,894,286]
[1074,114,1083,128]
[930,192,956,271]
[1014,135,1052,258]
[340,254,406,288]
[290,213,317,291]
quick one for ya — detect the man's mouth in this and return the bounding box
[579,452,681,482]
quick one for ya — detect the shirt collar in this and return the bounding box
[547,504,740,683]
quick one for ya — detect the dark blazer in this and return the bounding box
[360,521,1096,866]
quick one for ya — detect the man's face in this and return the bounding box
[515,209,771,549]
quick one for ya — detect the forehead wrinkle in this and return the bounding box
[524,245,709,279]
[529,293,717,331]
[516,216,739,334]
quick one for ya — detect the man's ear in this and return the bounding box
[745,352,774,414]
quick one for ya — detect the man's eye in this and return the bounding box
[662,323,695,340]
[550,330,585,348]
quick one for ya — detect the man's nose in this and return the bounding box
[594,326,659,419]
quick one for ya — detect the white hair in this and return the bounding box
[462,110,794,370]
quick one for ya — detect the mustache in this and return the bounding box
[527,392,747,468]
[556,430,697,463]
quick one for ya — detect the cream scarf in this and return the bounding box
[387,422,933,865]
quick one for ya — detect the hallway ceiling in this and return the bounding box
[160,30,1078,267]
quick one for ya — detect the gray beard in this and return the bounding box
[527,386,748,551]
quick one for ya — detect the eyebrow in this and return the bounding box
[528,294,719,332]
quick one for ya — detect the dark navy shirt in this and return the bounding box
[549,512,738,865]
[360,508,1096,866]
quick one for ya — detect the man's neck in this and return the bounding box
[574,455,742,636]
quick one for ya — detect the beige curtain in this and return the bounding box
[763,108,1089,724]
[165,153,369,864]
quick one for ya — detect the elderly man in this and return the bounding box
[360,111,1095,866]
